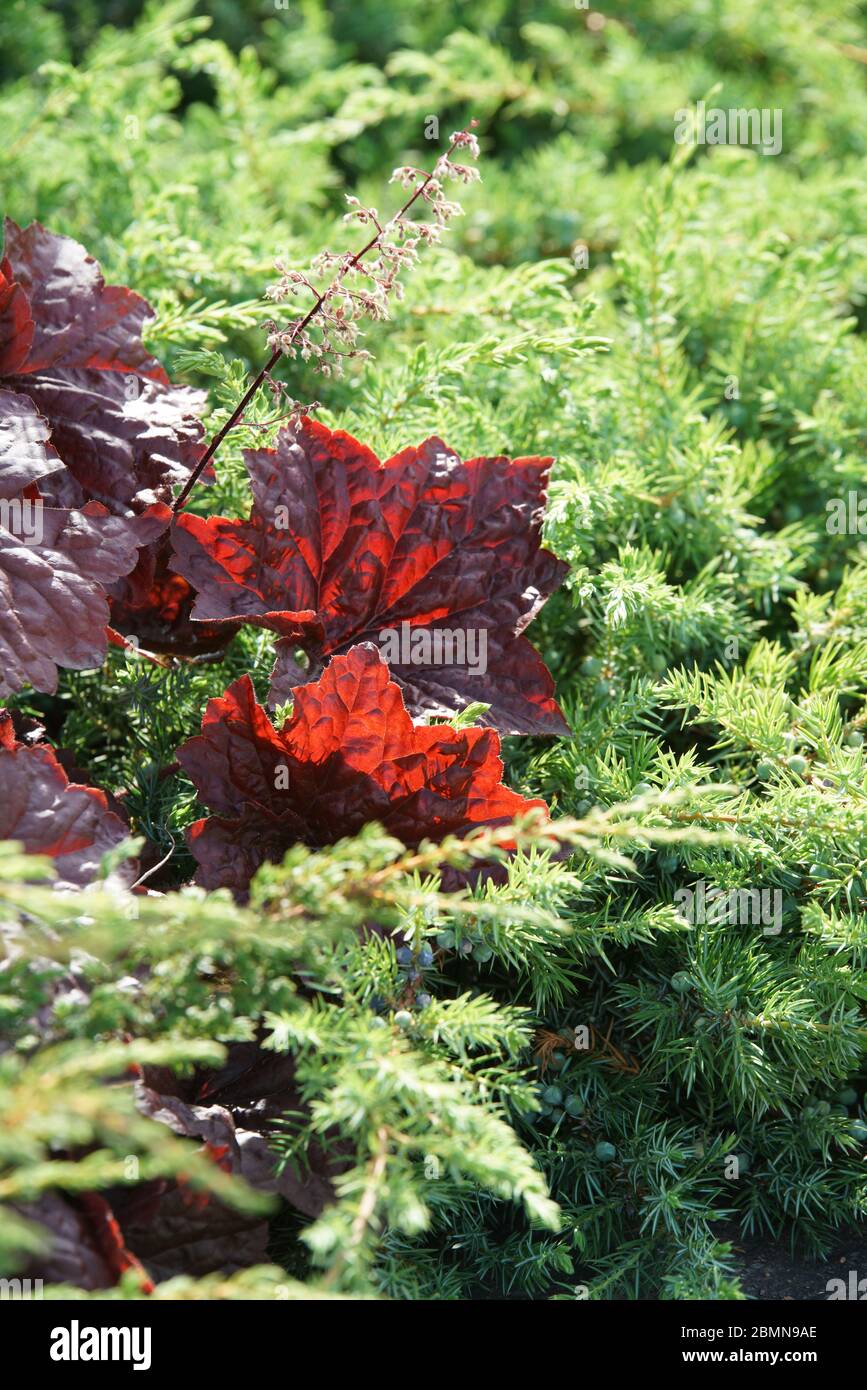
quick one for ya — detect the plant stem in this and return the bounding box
[172,347,281,512]
[172,130,469,515]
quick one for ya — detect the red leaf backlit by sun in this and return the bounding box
[177,644,549,895]
[0,710,129,887]
[109,532,241,657]
[169,419,569,735]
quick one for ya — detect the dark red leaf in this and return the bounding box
[19,1193,131,1292]
[1,218,166,377]
[0,709,129,886]
[74,1193,155,1294]
[177,643,549,895]
[22,1190,154,1293]
[0,219,205,514]
[109,532,241,657]
[170,419,569,735]
[114,1055,335,1282]
[0,221,208,695]
[0,260,33,374]
[17,369,205,514]
[20,1046,332,1289]
[0,499,170,696]
[0,386,64,497]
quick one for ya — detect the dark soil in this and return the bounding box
[729,1228,867,1300]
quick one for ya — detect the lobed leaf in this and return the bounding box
[177,643,549,895]
[170,419,569,735]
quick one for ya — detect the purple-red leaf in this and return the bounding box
[0,386,63,496]
[0,710,129,887]
[0,498,170,696]
[177,643,549,895]
[0,261,33,374]
[20,1192,153,1293]
[115,1052,334,1282]
[0,220,210,694]
[170,419,569,735]
[1,218,161,375]
[109,532,241,657]
[0,219,205,514]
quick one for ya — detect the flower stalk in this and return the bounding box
[172,123,480,514]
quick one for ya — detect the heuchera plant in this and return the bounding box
[170,419,569,734]
[112,127,490,668]
[177,644,550,895]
